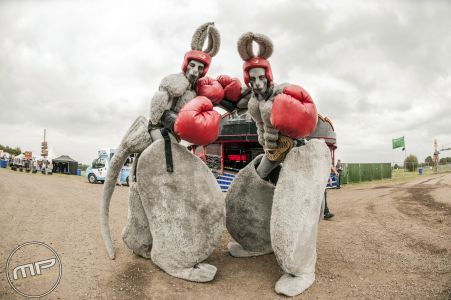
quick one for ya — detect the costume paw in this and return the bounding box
[169,263,217,282]
[275,272,315,297]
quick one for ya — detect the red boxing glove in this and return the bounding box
[195,77,224,104]
[216,75,242,102]
[271,85,318,139]
[174,96,221,145]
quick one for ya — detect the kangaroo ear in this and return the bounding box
[237,32,255,61]
[253,33,273,59]
[204,25,220,58]
[191,22,212,51]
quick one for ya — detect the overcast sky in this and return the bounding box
[1,0,450,164]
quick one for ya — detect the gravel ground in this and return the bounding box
[0,168,450,299]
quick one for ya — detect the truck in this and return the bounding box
[85,148,131,185]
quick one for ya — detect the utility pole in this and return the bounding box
[433,139,439,173]
[41,129,48,159]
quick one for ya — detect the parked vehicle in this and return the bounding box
[85,148,130,185]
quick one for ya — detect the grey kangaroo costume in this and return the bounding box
[100,23,225,282]
[225,32,331,296]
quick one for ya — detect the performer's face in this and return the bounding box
[185,60,205,83]
[248,67,268,95]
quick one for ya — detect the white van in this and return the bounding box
[85,148,130,185]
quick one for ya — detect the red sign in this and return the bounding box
[24,151,32,160]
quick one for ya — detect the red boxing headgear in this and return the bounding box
[182,50,212,78]
[243,57,273,86]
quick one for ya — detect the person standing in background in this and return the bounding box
[48,161,53,175]
[32,160,38,173]
[336,159,343,188]
[42,160,47,174]
[324,164,337,220]
[323,189,334,220]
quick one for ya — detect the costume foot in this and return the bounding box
[169,263,217,282]
[275,273,315,297]
[324,211,335,220]
[227,241,272,257]
[123,231,152,259]
[132,245,152,259]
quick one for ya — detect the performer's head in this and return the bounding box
[182,50,211,83]
[182,22,220,83]
[237,32,274,93]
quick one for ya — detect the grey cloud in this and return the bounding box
[0,0,450,164]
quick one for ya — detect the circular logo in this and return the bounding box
[6,241,62,298]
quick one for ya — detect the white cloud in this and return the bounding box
[0,0,450,164]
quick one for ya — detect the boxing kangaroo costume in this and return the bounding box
[100,23,241,283]
[225,32,331,296]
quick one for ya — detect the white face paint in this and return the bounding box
[185,60,205,83]
[248,67,268,95]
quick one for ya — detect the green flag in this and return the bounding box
[392,136,405,149]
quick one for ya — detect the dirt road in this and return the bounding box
[1,168,450,299]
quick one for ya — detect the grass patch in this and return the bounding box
[344,165,451,188]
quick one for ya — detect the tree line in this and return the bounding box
[397,154,451,172]
[0,144,22,156]
[425,155,451,165]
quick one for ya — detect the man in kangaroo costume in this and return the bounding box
[225,32,331,296]
[100,22,241,282]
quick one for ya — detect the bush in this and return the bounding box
[404,154,418,172]
[78,163,90,171]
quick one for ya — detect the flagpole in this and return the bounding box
[404,139,407,174]
[397,136,406,175]
[403,148,405,175]
[392,137,397,172]
[391,146,394,171]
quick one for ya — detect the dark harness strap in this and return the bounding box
[160,128,174,173]
[294,138,306,147]
[133,153,140,182]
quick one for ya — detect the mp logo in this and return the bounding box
[6,241,62,298]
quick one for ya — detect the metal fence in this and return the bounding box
[341,163,392,184]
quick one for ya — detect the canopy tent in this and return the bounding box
[15,153,25,159]
[52,155,78,175]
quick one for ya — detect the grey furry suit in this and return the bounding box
[226,31,332,296]
[100,22,225,283]
[149,73,196,125]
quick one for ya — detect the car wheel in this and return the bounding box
[88,174,97,184]
[126,176,129,186]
